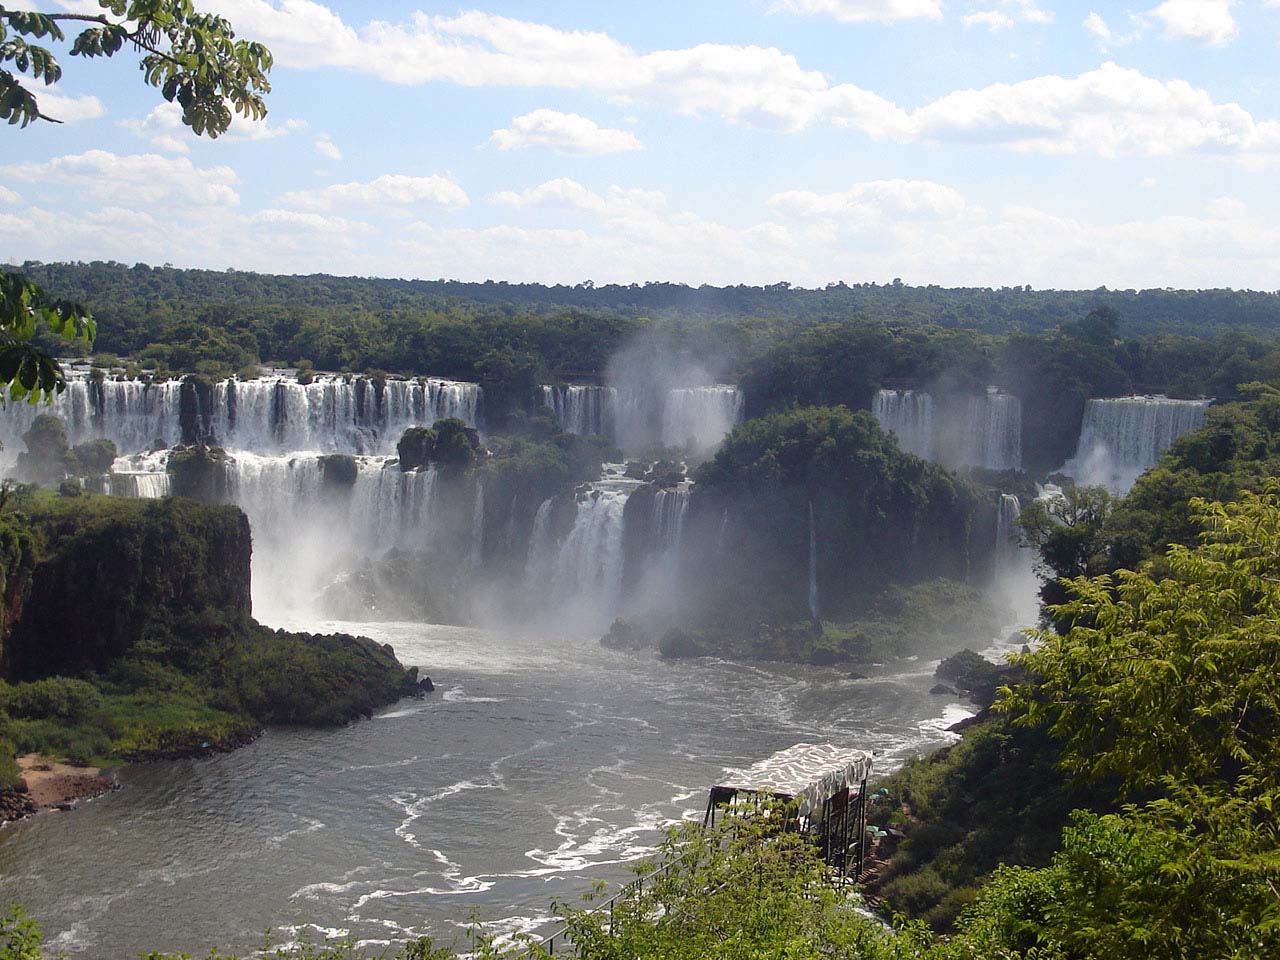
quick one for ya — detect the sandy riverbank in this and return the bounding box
[0,755,116,824]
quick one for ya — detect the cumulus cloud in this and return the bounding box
[251,208,373,233]
[488,179,666,219]
[196,4,1279,164]
[768,0,943,22]
[1083,11,1114,42]
[912,62,1272,159]
[34,90,105,123]
[964,1,1053,30]
[281,173,469,211]
[768,179,979,221]
[121,101,306,152]
[314,137,342,160]
[1146,0,1238,47]
[489,109,643,154]
[0,150,240,206]
[0,187,20,205]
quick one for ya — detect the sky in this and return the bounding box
[2,0,1280,289]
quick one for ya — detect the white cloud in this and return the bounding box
[1146,0,1238,47]
[768,0,943,22]
[314,137,342,160]
[120,103,192,153]
[196,5,1280,164]
[281,174,469,211]
[912,62,1271,159]
[121,101,306,152]
[0,187,20,205]
[964,1,1053,30]
[0,150,239,206]
[768,179,979,220]
[1083,11,1114,42]
[488,178,666,218]
[964,11,1015,29]
[35,90,105,123]
[489,109,643,154]
[251,208,374,233]
[1205,195,1246,219]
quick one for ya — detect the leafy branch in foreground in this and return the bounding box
[0,1,272,398]
[1,0,271,134]
[0,272,92,401]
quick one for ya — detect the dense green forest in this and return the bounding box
[14,260,1280,339]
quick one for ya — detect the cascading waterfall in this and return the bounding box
[540,385,616,437]
[995,494,1022,570]
[660,386,745,454]
[540,383,744,455]
[469,483,485,570]
[526,477,638,629]
[873,387,1020,470]
[212,376,481,454]
[872,389,935,459]
[959,389,1022,471]
[651,486,690,551]
[992,492,1039,625]
[0,378,183,469]
[1062,396,1211,493]
[807,502,819,621]
[0,372,482,466]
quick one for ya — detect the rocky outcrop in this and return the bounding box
[5,497,253,678]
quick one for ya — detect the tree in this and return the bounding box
[1017,485,1116,611]
[0,1,272,399]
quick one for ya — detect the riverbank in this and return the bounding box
[0,755,116,825]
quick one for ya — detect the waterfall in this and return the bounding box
[1062,396,1211,493]
[872,389,935,459]
[524,479,637,629]
[547,382,744,455]
[469,482,485,570]
[0,378,183,469]
[874,387,1020,471]
[540,385,616,436]
[651,486,690,550]
[525,498,556,584]
[807,502,819,621]
[995,494,1021,569]
[959,389,1022,471]
[0,372,482,466]
[660,386,744,454]
[212,376,482,454]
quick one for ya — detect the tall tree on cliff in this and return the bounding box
[0,0,272,400]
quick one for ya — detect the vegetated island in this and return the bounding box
[0,491,430,824]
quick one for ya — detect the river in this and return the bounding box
[0,619,1001,958]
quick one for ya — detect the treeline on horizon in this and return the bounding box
[16,260,1280,476]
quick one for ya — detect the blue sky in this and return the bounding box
[3,0,1280,288]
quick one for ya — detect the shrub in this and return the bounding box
[1,677,105,722]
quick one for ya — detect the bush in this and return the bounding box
[1,677,104,722]
[0,737,21,791]
[71,438,118,476]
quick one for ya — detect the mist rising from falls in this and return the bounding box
[873,388,1021,471]
[991,493,1039,627]
[542,383,744,455]
[1061,396,1211,493]
[808,502,819,621]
